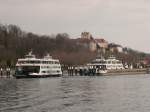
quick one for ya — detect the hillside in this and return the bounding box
[0,24,149,67]
[0,24,96,66]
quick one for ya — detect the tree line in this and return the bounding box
[0,24,96,67]
[0,24,149,67]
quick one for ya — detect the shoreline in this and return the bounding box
[106,68,149,75]
[0,68,149,79]
[63,68,150,77]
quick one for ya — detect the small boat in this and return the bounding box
[14,51,62,78]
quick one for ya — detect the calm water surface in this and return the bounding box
[0,74,150,112]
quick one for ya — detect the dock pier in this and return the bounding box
[64,65,98,76]
[64,65,150,76]
[0,69,14,78]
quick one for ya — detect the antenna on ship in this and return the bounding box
[29,50,32,55]
[25,49,35,58]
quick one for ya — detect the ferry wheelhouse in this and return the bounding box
[14,52,62,78]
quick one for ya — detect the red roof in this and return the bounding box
[144,57,150,64]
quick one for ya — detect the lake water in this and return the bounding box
[0,74,150,112]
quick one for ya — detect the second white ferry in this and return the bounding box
[105,56,124,70]
[14,51,62,78]
[87,56,107,74]
[87,55,124,75]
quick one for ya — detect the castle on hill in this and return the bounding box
[78,32,123,53]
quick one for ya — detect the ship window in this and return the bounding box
[117,61,121,64]
[55,61,59,64]
[42,71,46,73]
[18,61,27,64]
[100,61,106,64]
[16,66,40,74]
[42,61,46,64]
[29,61,40,64]
[112,61,116,64]
[49,61,53,64]
[42,66,47,68]
[41,61,59,64]
[108,61,111,64]
[42,66,46,68]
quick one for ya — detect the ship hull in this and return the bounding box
[14,74,61,79]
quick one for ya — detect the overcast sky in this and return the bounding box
[0,0,150,53]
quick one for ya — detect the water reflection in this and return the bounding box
[0,75,150,112]
[59,77,96,111]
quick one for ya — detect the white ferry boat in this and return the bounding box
[87,56,108,75]
[14,51,62,78]
[105,56,124,70]
[87,55,124,75]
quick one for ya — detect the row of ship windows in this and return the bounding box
[18,61,59,64]
[107,65,123,67]
[41,66,61,69]
[92,61,122,64]
[107,61,122,64]
[107,61,121,64]
[41,70,60,73]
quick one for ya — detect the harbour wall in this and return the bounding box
[106,68,149,76]
[64,67,150,76]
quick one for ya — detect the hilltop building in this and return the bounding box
[108,43,123,53]
[79,32,109,52]
[95,39,108,48]
[81,32,92,39]
[76,37,91,49]
[89,40,97,51]
[89,38,108,52]
[79,32,124,53]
